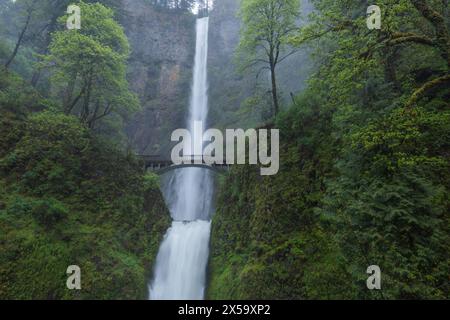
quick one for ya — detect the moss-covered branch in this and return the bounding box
[411,0,449,66]
[407,73,450,107]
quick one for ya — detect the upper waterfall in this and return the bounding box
[161,17,213,222]
[189,17,209,129]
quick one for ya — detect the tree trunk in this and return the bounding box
[270,63,279,116]
[384,47,401,92]
[30,70,41,87]
[31,5,61,87]
[82,81,92,123]
[4,5,34,69]
[64,74,77,110]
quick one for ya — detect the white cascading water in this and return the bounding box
[149,17,213,300]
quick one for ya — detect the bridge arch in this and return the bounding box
[138,155,229,176]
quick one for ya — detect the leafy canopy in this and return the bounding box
[45,2,139,128]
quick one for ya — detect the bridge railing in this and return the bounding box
[138,155,230,165]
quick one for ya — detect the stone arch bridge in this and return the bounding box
[138,155,230,175]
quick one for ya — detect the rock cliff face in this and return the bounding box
[120,0,311,153]
[120,0,196,155]
[209,0,240,60]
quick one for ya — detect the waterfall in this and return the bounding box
[149,17,213,300]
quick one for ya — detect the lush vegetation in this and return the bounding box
[208,0,449,299]
[0,1,171,299]
[1,0,448,300]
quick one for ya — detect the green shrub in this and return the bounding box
[32,198,68,229]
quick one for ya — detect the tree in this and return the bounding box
[290,0,450,298]
[44,2,139,129]
[3,0,38,69]
[151,0,196,12]
[237,0,300,116]
[291,0,449,109]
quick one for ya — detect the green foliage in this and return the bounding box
[0,111,89,196]
[208,97,343,298]
[31,198,68,229]
[143,173,160,191]
[0,0,184,301]
[209,0,449,300]
[44,2,139,129]
[0,74,170,299]
[0,71,42,113]
[237,0,300,67]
